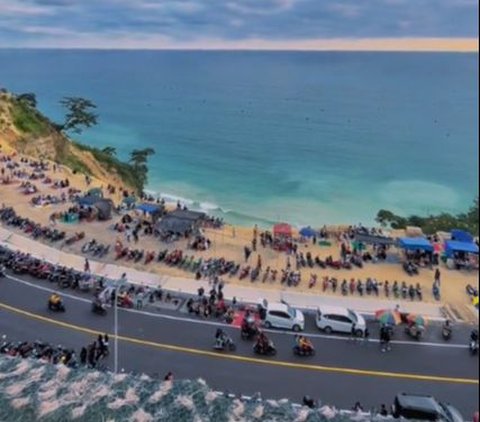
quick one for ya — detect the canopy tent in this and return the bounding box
[299,227,317,238]
[137,203,162,214]
[77,196,99,206]
[354,233,396,246]
[444,240,479,257]
[450,229,474,244]
[122,196,136,205]
[273,223,292,237]
[94,199,114,221]
[168,209,206,222]
[155,216,193,235]
[398,237,434,252]
[87,187,103,198]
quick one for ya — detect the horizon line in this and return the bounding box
[1,38,478,53]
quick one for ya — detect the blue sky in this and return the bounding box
[0,0,478,49]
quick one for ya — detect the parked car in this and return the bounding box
[259,300,305,331]
[392,393,464,421]
[315,305,366,336]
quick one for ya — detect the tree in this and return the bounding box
[17,92,37,108]
[129,148,155,192]
[58,96,98,134]
[101,146,117,157]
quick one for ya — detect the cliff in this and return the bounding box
[0,90,137,191]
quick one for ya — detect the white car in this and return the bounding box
[260,301,305,331]
[315,305,366,336]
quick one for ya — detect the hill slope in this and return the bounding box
[0,90,137,191]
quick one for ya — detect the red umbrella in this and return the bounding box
[273,223,292,237]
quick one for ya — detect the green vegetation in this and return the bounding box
[58,96,98,134]
[10,99,49,136]
[73,142,153,193]
[376,197,479,235]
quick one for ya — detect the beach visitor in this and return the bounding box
[257,254,262,269]
[434,268,441,286]
[84,258,90,273]
[244,246,251,262]
[252,237,257,252]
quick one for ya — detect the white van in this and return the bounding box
[260,300,305,331]
[316,305,366,336]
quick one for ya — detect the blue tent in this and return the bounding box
[77,196,98,206]
[299,227,317,237]
[137,203,162,214]
[444,240,479,257]
[450,229,474,244]
[398,237,434,252]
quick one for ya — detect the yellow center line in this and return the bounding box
[0,301,478,385]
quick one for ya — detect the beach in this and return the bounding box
[0,150,477,322]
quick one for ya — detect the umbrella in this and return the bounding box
[375,309,401,326]
[299,226,317,238]
[407,314,427,327]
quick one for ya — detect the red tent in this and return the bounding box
[273,223,292,237]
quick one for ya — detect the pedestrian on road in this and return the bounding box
[80,347,87,365]
[350,323,358,343]
[352,401,364,412]
[164,371,174,381]
[362,328,370,345]
[87,343,96,367]
[380,404,389,416]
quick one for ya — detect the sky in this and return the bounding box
[0,0,478,50]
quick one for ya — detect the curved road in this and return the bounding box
[0,273,478,416]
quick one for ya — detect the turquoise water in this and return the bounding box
[0,50,478,227]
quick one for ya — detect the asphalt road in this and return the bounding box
[0,273,478,417]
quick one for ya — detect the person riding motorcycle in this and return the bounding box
[442,319,452,338]
[470,329,478,344]
[255,331,270,353]
[296,335,313,352]
[215,328,227,347]
[241,314,257,338]
[49,293,62,307]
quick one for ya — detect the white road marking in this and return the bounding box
[3,274,469,349]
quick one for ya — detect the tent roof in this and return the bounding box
[398,237,433,252]
[87,187,103,197]
[156,216,193,234]
[450,229,474,244]
[299,227,317,237]
[444,240,479,256]
[168,209,205,221]
[355,233,396,246]
[77,196,99,206]
[137,203,162,214]
[273,223,292,237]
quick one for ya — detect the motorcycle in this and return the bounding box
[241,321,259,341]
[405,324,424,340]
[253,340,277,356]
[213,335,236,352]
[293,342,315,357]
[48,300,65,312]
[441,324,452,341]
[92,300,107,315]
[470,340,478,355]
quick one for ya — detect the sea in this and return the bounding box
[0,50,478,228]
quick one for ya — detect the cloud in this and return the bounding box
[0,0,477,49]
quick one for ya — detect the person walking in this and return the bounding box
[362,327,370,346]
[84,258,90,273]
[80,347,87,365]
[350,323,358,343]
[434,268,441,286]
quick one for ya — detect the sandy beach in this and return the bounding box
[0,149,478,322]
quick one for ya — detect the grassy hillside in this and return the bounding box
[0,90,139,192]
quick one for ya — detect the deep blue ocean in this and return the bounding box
[0,50,478,227]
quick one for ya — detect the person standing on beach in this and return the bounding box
[257,254,262,270]
[252,237,257,252]
[244,246,251,262]
[434,268,441,286]
[84,258,90,273]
